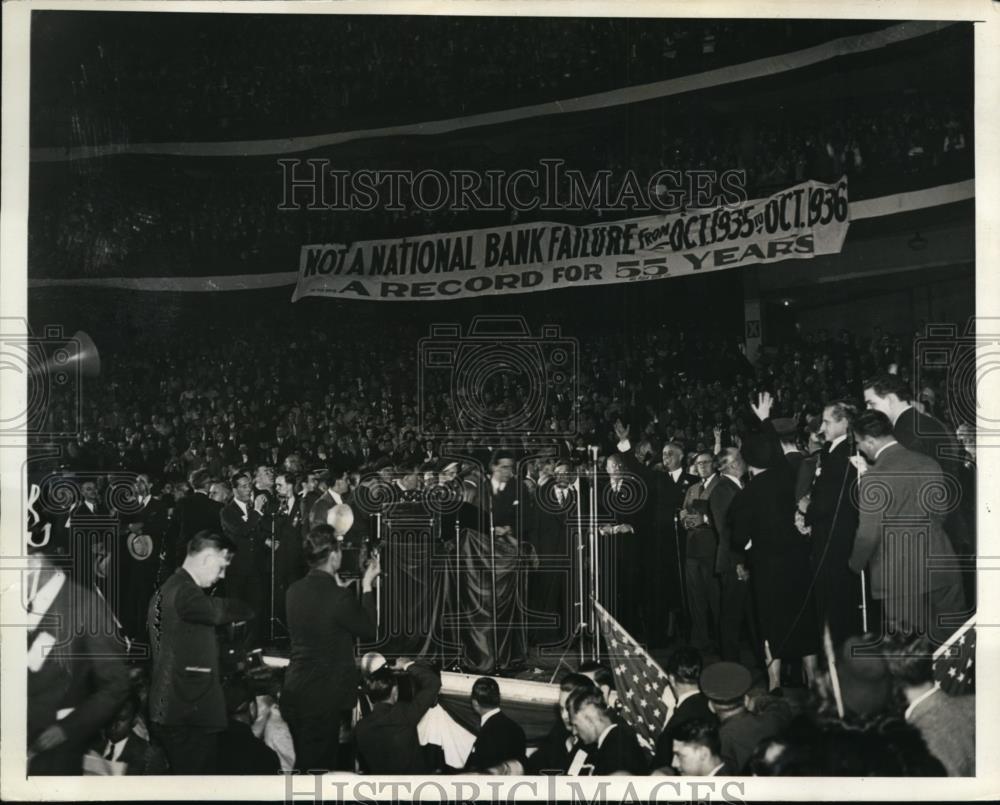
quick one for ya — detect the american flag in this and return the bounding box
[594,602,676,756]
[933,616,975,695]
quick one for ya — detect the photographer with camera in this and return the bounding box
[282,524,381,772]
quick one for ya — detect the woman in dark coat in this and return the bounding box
[730,434,819,691]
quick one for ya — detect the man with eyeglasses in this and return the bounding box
[680,453,721,653]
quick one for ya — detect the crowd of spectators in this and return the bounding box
[35,315,954,497]
[25,307,975,779]
[31,87,971,280]
[32,18,891,145]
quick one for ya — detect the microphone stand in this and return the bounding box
[574,478,585,665]
[488,480,500,675]
[860,569,869,633]
[375,510,382,631]
[266,495,287,643]
[674,510,689,639]
[589,446,601,661]
[549,478,587,683]
[447,513,464,671]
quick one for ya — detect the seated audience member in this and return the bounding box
[578,660,620,713]
[85,693,168,775]
[464,678,527,772]
[669,718,731,776]
[216,681,282,775]
[354,658,443,774]
[700,662,791,773]
[654,645,716,769]
[884,633,975,776]
[501,672,597,775]
[565,688,648,776]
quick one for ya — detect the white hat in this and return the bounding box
[361,651,386,675]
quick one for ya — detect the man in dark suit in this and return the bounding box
[283,526,380,772]
[615,422,696,646]
[525,459,577,648]
[669,718,733,776]
[354,660,443,774]
[298,469,325,527]
[849,411,965,646]
[863,373,973,602]
[273,470,306,625]
[26,548,131,775]
[708,449,754,663]
[86,693,169,775]
[308,468,368,545]
[600,451,647,640]
[219,470,267,644]
[513,672,596,775]
[680,455,721,653]
[772,417,805,480]
[147,531,255,774]
[566,687,648,775]
[482,450,529,671]
[731,434,819,692]
[464,677,527,772]
[65,477,112,591]
[654,646,716,769]
[118,473,168,644]
[804,400,862,646]
[171,469,223,569]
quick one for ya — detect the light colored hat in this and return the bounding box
[361,652,387,675]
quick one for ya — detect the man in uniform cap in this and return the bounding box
[699,662,791,773]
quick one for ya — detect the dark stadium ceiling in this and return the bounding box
[30,13,894,147]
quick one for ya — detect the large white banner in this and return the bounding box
[293,177,850,302]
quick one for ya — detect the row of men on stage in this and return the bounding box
[34,369,974,683]
[609,373,974,691]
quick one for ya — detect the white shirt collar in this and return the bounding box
[235,498,248,513]
[105,735,129,762]
[708,761,725,776]
[829,434,847,451]
[874,440,899,461]
[725,474,743,490]
[491,478,506,493]
[596,722,617,749]
[670,468,683,483]
[904,684,940,721]
[480,707,501,726]
[329,489,343,505]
